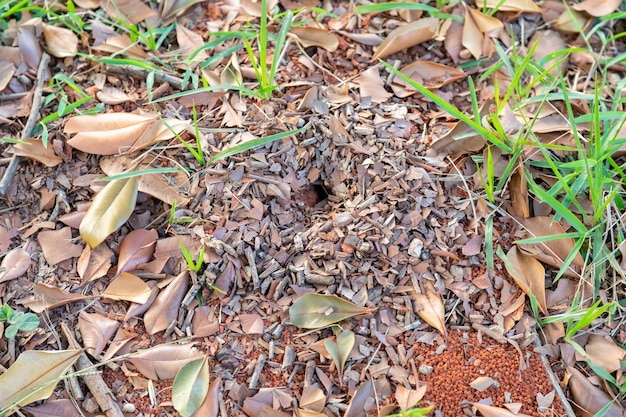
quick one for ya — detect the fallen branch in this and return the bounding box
[105,64,184,90]
[0,52,50,196]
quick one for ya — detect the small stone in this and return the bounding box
[419,364,433,375]
[122,403,136,413]
[408,238,423,258]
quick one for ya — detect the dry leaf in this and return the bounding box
[585,335,626,373]
[299,384,325,412]
[508,161,529,218]
[289,294,375,329]
[572,0,621,17]
[505,246,548,314]
[144,271,189,334]
[392,60,466,98]
[290,26,339,52]
[80,177,138,249]
[13,138,62,167]
[22,283,93,314]
[43,25,78,58]
[129,344,204,380]
[359,66,392,104]
[0,247,31,283]
[176,24,209,62]
[103,272,152,304]
[77,311,119,357]
[395,385,426,410]
[324,329,355,381]
[473,403,534,416]
[0,349,81,413]
[116,228,158,275]
[190,375,221,417]
[96,87,138,105]
[413,281,447,339]
[239,313,265,334]
[567,366,623,417]
[463,6,502,60]
[38,227,83,265]
[481,0,541,13]
[172,356,210,417]
[470,376,497,392]
[100,0,155,24]
[77,243,113,284]
[372,18,439,60]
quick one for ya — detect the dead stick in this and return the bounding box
[61,323,124,417]
[0,52,50,196]
[105,64,184,90]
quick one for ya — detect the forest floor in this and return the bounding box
[0,0,625,416]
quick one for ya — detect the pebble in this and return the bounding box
[408,238,424,257]
[122,403,136,413]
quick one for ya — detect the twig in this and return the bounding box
[0,52,50,196]
[61,323,124,417]
[0,92,29,101]
[105,65,184,90]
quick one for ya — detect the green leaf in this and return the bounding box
[12,312,39,332]
[289,294,375,329]
[4,324,18,339]
[324,329,354,380]
[172,356,210,417]
[79,177,138,248]
[0,349,82,415]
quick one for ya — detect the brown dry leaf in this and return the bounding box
[413,281,447,339]
[572,0,621,17]
[295,409,327,417]
[0,349,81,413]
[101,327,137,362]
[18,26,42,70]
[508,161,529,218]
[116,228,158,275]
[585,334,626,373]
[190,375,221,417]
[176,24,208,62]
[462,236,484,256]
[77,311,119,357]
[92,32,148,58]
[391,60,466,98]
[38,227,83,265]
[23,399,79,417]
[239,313,265,334]
[0,247,30,283]
[191,305,220,337]
[567,366,623,417]
[42,25,78,58]
[238,0,278,17]
[13,138,62,167]
[65,113,189,155]
[0,61,15,91]
[344,380,391,417]
[22,283,93,314]
[529,30,567,78]
[100,157,190,207]
[463,6,502,60]
[96,86,138,105]
[128,344,204,380]
[482,0,541,13]
[395,385,426,410]
[124,281,159,321]
[80,177,138,249]
[359,66,392,104]
[505,246,547,314]
[553,9,588,33]
[470,376,497,392]
[77,243,113,284]
[103,272,152,304]
[473,403,534,416]
[372,18,439,60]
[299,384,325,412]
[518,216,585,273]
[144,271,189,335]
[100,0,155,24]
[290,26,339,52]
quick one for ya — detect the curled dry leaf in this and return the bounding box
[372,18,439,60]
[395,384,427,410]
[64,113,189,155]
[13,138,62,167]
[80,177,138,249]
[505,246,548,315]
[463,6,503,60]
[572,0,621,17]
[129,344,204,380]
[172,356,210,417]
[77,311,119,357]
[359,66,392,104]
[290,26,339,52]
[42,25,78,58]
[0,247,30,283]
[0,349,81,413]
[413,281,447,339]
[102,272,152,304]
[288,294,375,329]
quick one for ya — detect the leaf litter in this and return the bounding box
[0,0,623,416]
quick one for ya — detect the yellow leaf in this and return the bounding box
[0,349,81,413]
[80,177,138,248]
